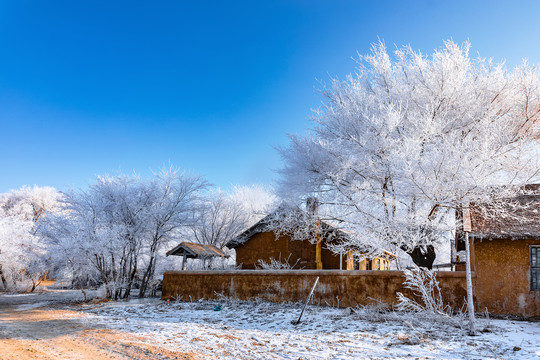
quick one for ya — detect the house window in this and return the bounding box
[532,246,540,291]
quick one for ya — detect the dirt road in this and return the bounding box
[0,292,199,360]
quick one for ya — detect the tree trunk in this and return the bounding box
[0,264,7,290]
[401,244,436,269]
[29,271,47,293]
[80,288,87,301]
[139,255,155,298]
[123,254,138,299]
[0,250,6,291]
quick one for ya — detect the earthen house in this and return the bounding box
[226,205,394,271]
[463,187,540,317]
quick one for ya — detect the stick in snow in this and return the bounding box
[291,276,319,325]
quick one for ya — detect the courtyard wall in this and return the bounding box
[162,270,467,309]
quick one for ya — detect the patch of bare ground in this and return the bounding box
[0,302,201,360]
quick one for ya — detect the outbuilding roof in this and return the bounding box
[166,242,228,258]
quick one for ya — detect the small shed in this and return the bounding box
[166,242,228,270]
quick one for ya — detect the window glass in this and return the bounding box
[532,246,540,291]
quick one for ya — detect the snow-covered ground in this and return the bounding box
[1,290,538,359]
[77,297,540,360]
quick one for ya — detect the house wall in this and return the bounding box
[235,231,349,270]
[473,237,540,317]
[288,234,317,268]
[162,270,467,309]
[235,232,292,269]
[321,245,346,269]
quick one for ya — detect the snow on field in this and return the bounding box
[77,298,540,360]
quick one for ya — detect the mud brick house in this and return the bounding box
[463,187,540,317]
[226,199,395,270]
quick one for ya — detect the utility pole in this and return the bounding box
[463,206,476,335]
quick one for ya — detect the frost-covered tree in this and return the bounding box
[229,185,276,226]
[39,168,207,299]
[0,185,62,291]
[279,40,540,265]
[39,176,146,299]
[188,190,249,250]
[187,185,274,250]
[138,167,208,297]
[279,40,540,334]
[183,185,274,269]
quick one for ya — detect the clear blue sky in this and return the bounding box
[1,1,540,193]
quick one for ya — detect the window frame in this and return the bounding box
[531,246,540,291]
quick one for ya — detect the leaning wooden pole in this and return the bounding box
[292,276,319,325]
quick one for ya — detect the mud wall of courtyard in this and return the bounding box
[162,270,467,310]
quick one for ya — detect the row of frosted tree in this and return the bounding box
[0,168,273,298]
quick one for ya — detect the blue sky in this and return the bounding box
[1,1,540,193]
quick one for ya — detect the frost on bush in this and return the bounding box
[396,266,449,315]
[373,267,466,330]
[257,254,301,270]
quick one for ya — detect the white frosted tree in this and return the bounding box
[278,40,540,334]
[183,185,274,269]
[39,176,144,299]
[188,185,275,249]
[138,166,208,297]
[229,185,276,225]
[189,190,249,250]
[0,185,62,291]
[38,167,207,299]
